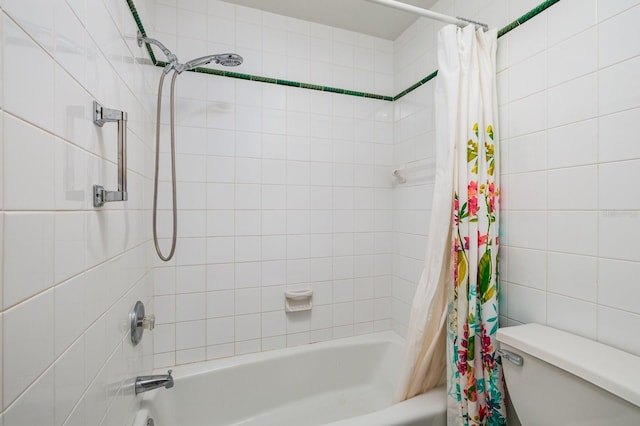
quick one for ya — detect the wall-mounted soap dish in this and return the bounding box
[285,289,313,312]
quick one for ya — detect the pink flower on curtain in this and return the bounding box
[479,405,487,422]
[468,181,478,197]
[488,182,496,195]
[468,181,479,216]
[488,182,498,214]
[454,197,460,225]
[468,197,479,217]
[458,323,469,375]
[481,325,495,370]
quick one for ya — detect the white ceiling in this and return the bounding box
[220,0,438,40]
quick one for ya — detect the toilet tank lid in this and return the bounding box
[497,323,640,408]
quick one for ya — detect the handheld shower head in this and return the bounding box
[213,53,244,67]
[178,53,244,73]
[181,55,217,71]
[136,32,244,75]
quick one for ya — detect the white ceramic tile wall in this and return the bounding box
[1,0,157,424]
[501,0,640,354]
[392,0,640,356]
[391,82,436,336]
[151,0,394,96]
[149,0,394,368]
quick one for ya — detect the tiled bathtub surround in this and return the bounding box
[2,0,639,423]
[1,0,157,424]
[148,1,395,368]
[393,0,640,357]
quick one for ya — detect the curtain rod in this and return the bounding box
[364,0,489,31]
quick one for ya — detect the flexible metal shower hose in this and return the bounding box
[152,71,179,261]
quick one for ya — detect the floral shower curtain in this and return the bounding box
[443,25,506,425]
[393,24,506,426]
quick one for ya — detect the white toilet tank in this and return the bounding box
[496,324,640,426]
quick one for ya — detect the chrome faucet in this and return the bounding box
[135,370,174,394]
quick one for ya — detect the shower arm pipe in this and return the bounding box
[364,0,488,31]
[137,31,177,72]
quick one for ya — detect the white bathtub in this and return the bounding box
[132,332,446,426]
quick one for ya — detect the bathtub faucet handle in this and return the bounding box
[130,301,154,346]
[140,314,155,331]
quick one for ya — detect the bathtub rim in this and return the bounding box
[145,331,405,381]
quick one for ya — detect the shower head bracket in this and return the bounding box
[137,31,178,65]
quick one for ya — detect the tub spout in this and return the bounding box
[135,370,174,394]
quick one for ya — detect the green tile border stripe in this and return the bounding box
[155,60,395,100]
[301,83,323,91]
[498,0,561,38]
[125,0,157,65]
[393,0,561,101]
[179,67,393,100]
[128,0,558,103]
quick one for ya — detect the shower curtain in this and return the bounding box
[394,24,506,426]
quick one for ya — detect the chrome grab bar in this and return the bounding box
[93,100,128,207]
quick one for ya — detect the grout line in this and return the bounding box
[594,3,601,341]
